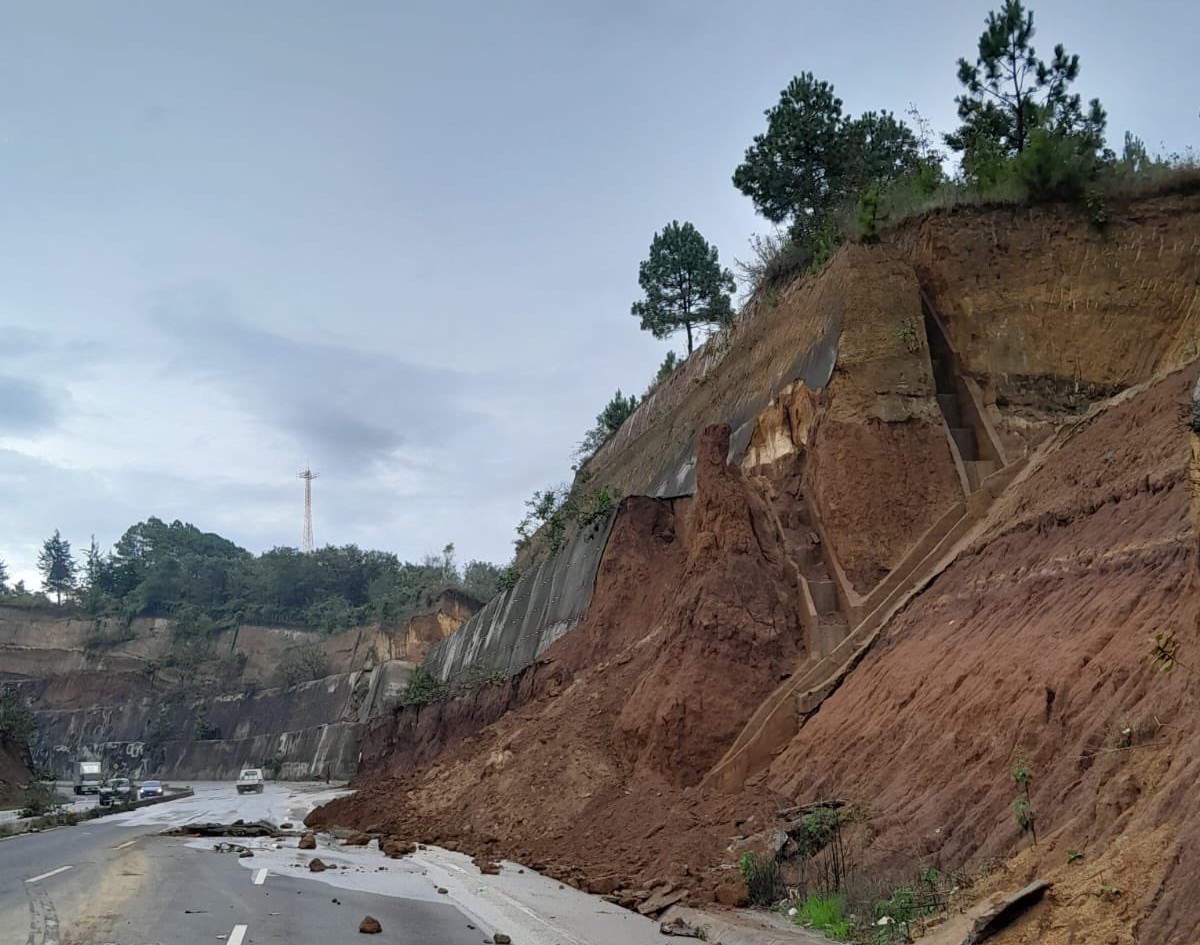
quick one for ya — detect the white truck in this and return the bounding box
[235,768,265,794]
[73,760,103,795]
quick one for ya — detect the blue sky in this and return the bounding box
[1,0,1196,585]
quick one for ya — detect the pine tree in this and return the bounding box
[946,1,1105,167]
[37,529,77,605]
[631,222,735,354]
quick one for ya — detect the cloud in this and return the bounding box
[148,285,493,473]
[0,375,64,434]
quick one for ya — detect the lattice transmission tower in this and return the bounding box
[298,468,319,552]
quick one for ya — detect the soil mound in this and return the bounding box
[310,424,806,894]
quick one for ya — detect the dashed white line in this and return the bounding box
[252,868,268,885]
[114,839,139,850]
[227,924,248,945]
[26,865,73,884]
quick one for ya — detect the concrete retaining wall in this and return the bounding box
[422,513,617,684]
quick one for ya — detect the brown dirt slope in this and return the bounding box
[312,365,1200,942]
[311,425,806,892]
[767,361,1200,945]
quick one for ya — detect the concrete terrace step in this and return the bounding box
[805,578,839,615]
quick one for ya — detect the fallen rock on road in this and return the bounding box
[358,915,382,934]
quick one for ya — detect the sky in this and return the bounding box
[1,0,1196,586]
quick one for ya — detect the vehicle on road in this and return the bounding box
[98,777,135,807]
[235,768,265,794]
[138,779,163,799]
[72,760,103,795]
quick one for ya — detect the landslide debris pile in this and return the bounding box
[310,423,807,902]
[312,361,1200,940]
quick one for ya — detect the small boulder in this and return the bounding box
[238,850,254,858]
[343,831,371,847]
[437,887,448,895]
[587,875,621,896]
[308,858,327,872]
[493,935,512,944]
[714,878,749,908]
[358,916,382,934]
[299,833,316,850]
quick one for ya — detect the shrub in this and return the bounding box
[738,850,782,907]
[0,686,35,748]
[280,642,330,687]
[401,667,450,706]
[792,893,849,940]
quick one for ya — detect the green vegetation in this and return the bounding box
[280,643,332,687]
[791,894,850,941]
[947,0,1105,176]
[631,220,735,354]
[733,72,929,265]
[1068,849,1084,864]
[730,2,1194,302]
[653,351,680,386]
[0,685,36,749]
[37,529,77,605]
[5,517,505,635]
[1011,750,1037,845]
[400,666,451,706]
[515,479,621,556]
[738,850,782,907]
[576,389,640,461]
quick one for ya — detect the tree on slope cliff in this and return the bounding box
[577,389,640,460]
[946,0,1106,178]
[631,221,735,354]
[732,73,921,248]
[37,530,76,604]
[0,557,7,594]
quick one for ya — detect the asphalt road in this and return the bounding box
[0,782,492,945]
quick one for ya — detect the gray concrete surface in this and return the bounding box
[0,780,671,945]
[422,510,616,685]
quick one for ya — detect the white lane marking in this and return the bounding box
[114,839,138,850]
[26,865,73,884]
[252,868,268,885]
[227,924,248,945]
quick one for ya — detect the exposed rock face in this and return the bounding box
[1,592,478,781]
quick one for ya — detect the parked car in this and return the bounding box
[138,780,163,799]
[235,768,265,794]
[98,777,135,807]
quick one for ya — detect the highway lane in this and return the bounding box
[1,781,667,945]
[0,782,486,945]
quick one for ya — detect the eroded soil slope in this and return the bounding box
[311,425,806,892]
[314,365,1200,942]
[767,362,1200,944]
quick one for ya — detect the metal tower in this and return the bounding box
[298,468,319,552]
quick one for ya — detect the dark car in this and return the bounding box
[98,777,135,807]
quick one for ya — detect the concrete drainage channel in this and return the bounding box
[0,785,195,838]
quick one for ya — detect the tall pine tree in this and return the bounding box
[37,529,77,604]
[630,221,735,354]
[946,0,1105,169]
